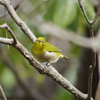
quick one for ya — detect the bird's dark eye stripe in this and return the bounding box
[36,40,45,44]
[48,51,59,52]
[40,41,44,44]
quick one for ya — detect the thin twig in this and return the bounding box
[78,0,98,100]
[87,65,94,100]
[87,25,96,100]
[0,0,36,43]
[0,21,92,99]
[0,23,17,44]
[0,0,97,100]
[0,36,93,100]
[0,37,13,44]
[39,23,100,51]
[78,0,90,24]
[78,0,100,25]
[0,0,22,18]
[0,84,7,100]
[91,4,100,25]
[90,25,96,69]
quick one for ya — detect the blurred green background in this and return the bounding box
[0,0,98,100]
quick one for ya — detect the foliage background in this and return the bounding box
[0,0,98,100]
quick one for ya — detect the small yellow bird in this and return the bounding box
[31,37,69,64]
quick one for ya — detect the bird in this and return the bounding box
[31,37,69,64]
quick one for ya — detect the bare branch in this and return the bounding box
[0,37,13,45]
[78,0,100,25]
[0,84,7,100]
[0,0,98,100]
[0,23,17,44]
[87,65,94,100]
[0,18,91,99]
[92,4,100,24]
[78,0,98,100]
[0,0,36,42]
[39,23,100,51]
[0,36,92,100]
[0,0,22,18]
[78,0,90,24]
[89,25,96,69]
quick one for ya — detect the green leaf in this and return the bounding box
[53,0,77,27]
[1,68,17,90]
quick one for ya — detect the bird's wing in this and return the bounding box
[45,42,61,52]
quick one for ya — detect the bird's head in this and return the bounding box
[36,37,46,43]
[37,37,46,42]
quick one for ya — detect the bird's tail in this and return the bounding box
[63,55,70,60]
[60,54,70,60]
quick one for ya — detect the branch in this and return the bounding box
[0,1,95,100]
[92,4,100,24]
[0,0,98,100]
[0,0,22,18]
[0,36,91,100]
[0,23,17,44]
[0,84,7,100]
[0,37,13,45]
[78,0,90,24]
[39,23,100,51]
[0,0,36,43]
[78,0,100,25]
[87,65,94,100]
[78,0,99,100]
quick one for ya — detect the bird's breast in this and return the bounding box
[43,51,59,63]
[32,50,59,63]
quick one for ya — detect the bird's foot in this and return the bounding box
[41,62,51,67]
[46,62,51,67]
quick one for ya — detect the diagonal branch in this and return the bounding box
[0,36,93,100]
[78,0,90,24]
[78,0,99,100]
[0,0,98,100]
[0,0,36,43]
[78,0,100,25]
[0,84,7,100]
[38,23,100,52]
[0,23,17,44]
[92,4,100,24]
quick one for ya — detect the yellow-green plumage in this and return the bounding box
[31,37,69,63]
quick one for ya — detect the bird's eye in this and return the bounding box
[36,40,38,42]
[42,42,44,45]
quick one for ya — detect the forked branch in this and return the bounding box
[0,24,91,100]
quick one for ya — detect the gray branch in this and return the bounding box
[0,0,36,43]
[0,0,98,100]
[0,36,92,100]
